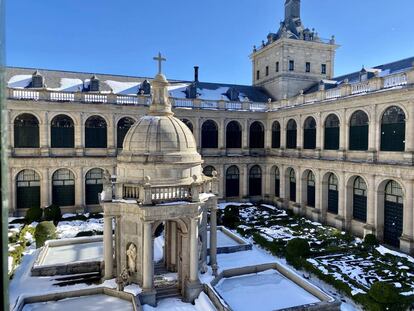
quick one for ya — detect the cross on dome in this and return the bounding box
[153,52,166,74]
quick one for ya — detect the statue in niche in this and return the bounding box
[126,243,137,273]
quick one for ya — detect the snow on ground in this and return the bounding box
[57,218,104,239]
[217,202,252,210]
[207,230,241,247]
[42,241,103,265]
[21,294,134,311]
[376,245,414,264]
[143,292,216,311]
[215,269,320,311]
[154,236,165,262]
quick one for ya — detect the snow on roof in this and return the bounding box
[49,78,84,92]
[104,80,141,95]
[168,83,190,98]
[8,75,32,88]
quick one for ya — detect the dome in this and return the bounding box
[122,115,197,155]
[116,72,203,187]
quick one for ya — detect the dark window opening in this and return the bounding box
[306,62,311,73]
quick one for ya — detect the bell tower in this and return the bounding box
[251,0,338,100]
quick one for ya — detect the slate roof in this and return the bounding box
[6,66,272,102]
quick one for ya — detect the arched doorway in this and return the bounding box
[249,122,264,148]
[272,121,281,148]
[383,181,403,247]
[85,168,104,205]
[380,106,406,152]
[52,169,75,207]
[249,165,262,196]
[85,116,107,148]
[16,169,40,209]
[324,114,340,150]
[307,171,315,207]
[274,167,280,197]
[349,111,369,151]
[289,169,296,202]
[303,117,316,150]
[327,173,338,214]
[14,113,39,148]
[226,166,240,197]
[117,117,135,149]
[353,177,367,222]
[51,114,75,148]
[226,121,242,148]
[286,119,297,149]
[201,120,218,148]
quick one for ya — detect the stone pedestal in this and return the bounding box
[400,235,414,255]
[184,280,204,303]
[139,289,157,307]
[363,223,375,237]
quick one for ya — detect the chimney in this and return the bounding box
[194,66,199,83]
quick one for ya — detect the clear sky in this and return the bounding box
[6,0,414,85]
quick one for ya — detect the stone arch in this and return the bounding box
[51,114,75,148]
[249,121,265,149]
[286,119,297,149]
[380,106,406,152]
[201,120,218,148]
[303,117,317,150]
[349,110,369,151]
[85,115,108,148]
[52,168,76,207]
[226,120,242,149]
[225,165,240,198]
[324,114,340,150]
[14,113,40,148]
[15,169,41,209]
[248,165,262,196]
[203,165,216,177]
[285,167,297,202]
[117,117,136,149]
[271,121,281,148]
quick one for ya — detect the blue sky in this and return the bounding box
[6,0,414,85]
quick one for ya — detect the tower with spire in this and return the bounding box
[251,0,338,100]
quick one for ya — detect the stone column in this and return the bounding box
[103,215,113,280]
[339,109,347,160]
[170,221,177,270]
[241,165,248,198]
[368,107,377,161]
[400,179,414,253]
[242,119,249,153]
[297,116,303,150]
[364,174,376,236]
[75,113,84,156]
[142,221,154,290]
[40,168,50,208]
[189,218,199,282]
[209,198,218,275]
[40,111,49,156]
[336,171,346,229]
[107,115,116,156]
[280,118,286,150]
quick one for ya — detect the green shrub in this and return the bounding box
[363,234,379,247]
[286,238,310,269]
[43,204,62,226]
[75,230,103,237]
[369,282,400,304]
[25,206,43,224]
[221,206,240,229]
[34,221,57,248]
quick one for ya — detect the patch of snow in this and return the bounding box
[124,283,142,296]
[104,80,141,95]
[157,201,191,206]
[376,245,414,264]
[41,241,103,266]
[50,78,83,92]
[57,218,104,239]
[143,293,216,311]
[8,75,32,88]
[154,236,164,263]
[217,202,253,210]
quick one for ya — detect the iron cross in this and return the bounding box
[153,52,166,74]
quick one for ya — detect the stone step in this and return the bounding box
[156,286,181,300]
[52,272,101,287]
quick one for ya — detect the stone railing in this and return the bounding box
[270,69,413,110]
[119,176,216,205]
[7,88,269,112]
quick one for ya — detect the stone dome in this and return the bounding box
[116,73,203,186]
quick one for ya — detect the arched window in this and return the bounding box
[52,169,75,207]
[51,115,74,148]
[201,120,218,148]
[324,114,340,150]
[353,177,367,222]
[289,169,296,202]
[381,106,406,152]
[181,119,194,133]
[272,121,281,148]
[286,119,297,149]
[249,121,264,148]
[274,167,280,197]
[117,117,135,149]
[226,166,240,197]
[16,170,40,209]
[203,166,216,177]
[307,171,315,207]
[85,168,104,205]
[226,121,242,148]
[327,174,338,214]
[384,180,404,247]
[85,116,107,148]
[249,165,262,196]
[14,113,39,148]
[349,111,369,151]
[303,117,316,150]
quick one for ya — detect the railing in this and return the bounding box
[12,90,39,100]
[201,101,218,109]
[250,102,267,111]
[151,185,191,202]
[116,95,138,105]
[384,73,407,88]
[351,82,370,95]
[173,99,194,108]
[304,94,317,103]
[84,94,107,103]
[226,101,242,110]
[325,88,341,99]
[123,184,140,200]
[50,92,75,102]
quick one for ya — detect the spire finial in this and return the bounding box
[153,52,166,74]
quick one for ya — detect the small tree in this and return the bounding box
[286,238,310,269]
[43,204,62,226]
[34,221,57,248]
[363,234,379,248]
[25,206,43,224]
[368,282,407,310]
